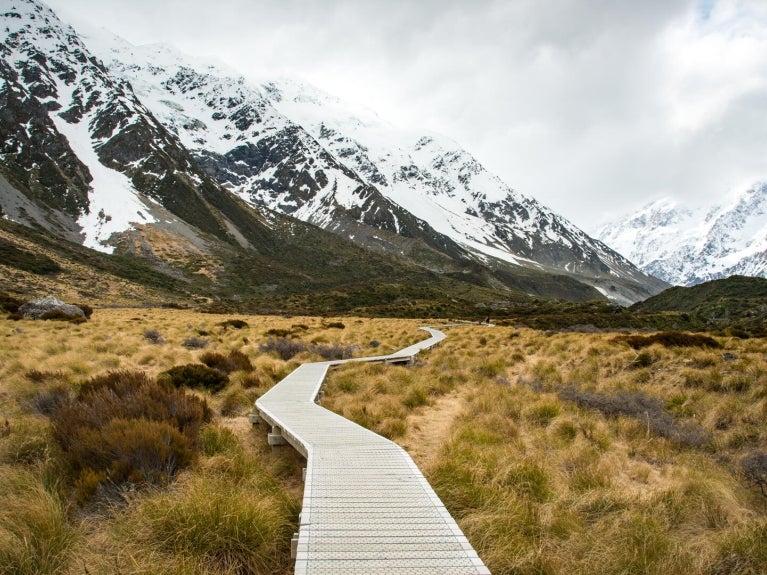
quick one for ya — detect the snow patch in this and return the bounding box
[50,113,156,253]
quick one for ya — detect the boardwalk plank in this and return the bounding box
[256,328,490,575]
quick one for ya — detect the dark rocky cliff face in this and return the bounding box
[0,59,91,218]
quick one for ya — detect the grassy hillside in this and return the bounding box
[0,309,765,574]
[631,276,767,336]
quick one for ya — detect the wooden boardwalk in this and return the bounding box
[255,327,491,574]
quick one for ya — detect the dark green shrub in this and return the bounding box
[75,303,93,319]
[160,302,188,309]
[616,331,722,350]
[55,371,211,442]
[0,241,62,275]
[159,364,229,393]
[265,328,290,337]
[218,319,249,329]
[741,451,767,497]
[0,292,23,313]
[39,309,86,323]
[24,369,66,384]
[630,350,655,368]
[324,321,345,329]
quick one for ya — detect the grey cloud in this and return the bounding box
[45,0,767,231]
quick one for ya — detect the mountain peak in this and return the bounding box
[597,182,767,286]
[2,0,666,304]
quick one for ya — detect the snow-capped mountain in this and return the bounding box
[0,0,283,260]
[81,28,664,303]
[596,183,767,286]
[1,0,666,304]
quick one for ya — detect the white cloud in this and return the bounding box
[45,0,767,232]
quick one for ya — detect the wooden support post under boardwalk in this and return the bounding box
[255,327,491,574]
[267,425,288,447]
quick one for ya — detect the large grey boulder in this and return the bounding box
[18,296,85,320]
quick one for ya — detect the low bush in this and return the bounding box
[264,328,291,338]
[48,370,211,504]
[324,321,346,329]
[630,350,655,368]
[39,309,86,323]
[0,291,23,313]
[75,303,93,319]
[159,364,229,393]
[313,343,355,361]
[218,319,249,329]
[143,329,165,344]
[616,331,722,350]
[70,419,194,503]
[28,385,71,416]
[181,336,208,349]
[24,369,66,384]
[260,337,306,360]
[558,386,711,447]
[741,451,767,497]
[200,350,253,373]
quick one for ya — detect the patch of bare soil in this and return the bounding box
[399,388,469,470]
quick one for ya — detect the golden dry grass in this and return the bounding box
[0,309,428,574]
[323,324,767,575]
[1,312,766,574]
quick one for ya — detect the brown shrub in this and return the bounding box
[158,364,229,393]
[48,370,210,504]
[200,350,253,373]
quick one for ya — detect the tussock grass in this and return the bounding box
[0,466,76,575]
[2,311,767,574]
[323,324,767,575]
[126,474,295,574]
[0,309,427,573]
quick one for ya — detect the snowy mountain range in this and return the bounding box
[0,0,666,304]
[596,183,767,286]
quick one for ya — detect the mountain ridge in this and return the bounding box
[1,0,665,306]
[596,183,767,286]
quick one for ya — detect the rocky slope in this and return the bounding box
[83,28,665,304]
[1,0,666,305]
[597,183,767,286]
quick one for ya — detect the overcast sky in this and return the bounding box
[45,0,767,232]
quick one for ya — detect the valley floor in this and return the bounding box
[0,309,765,574]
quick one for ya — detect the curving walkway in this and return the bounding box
[255,327,490,575]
